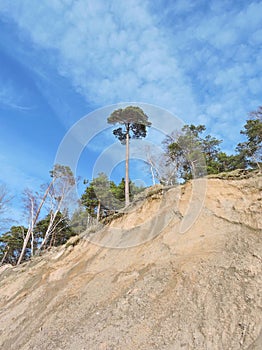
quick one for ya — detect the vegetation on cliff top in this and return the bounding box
[0,106,261,266]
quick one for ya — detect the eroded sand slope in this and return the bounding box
[0,173,261,350]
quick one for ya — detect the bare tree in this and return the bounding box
[17,180,54,265]
[0,184,13,231]
[144,145,178,186]
[23,189,38,256]
[17,165,76,264]
[38,165,76,250]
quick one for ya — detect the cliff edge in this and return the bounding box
[0,172,261,350]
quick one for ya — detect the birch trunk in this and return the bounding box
[125,127,130,206]
[39,209,59,250]
[17,180,54,265]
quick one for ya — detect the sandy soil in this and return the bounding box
[0,173,261,349]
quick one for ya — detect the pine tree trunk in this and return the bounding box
[125,130,130,206]
[96,200,101,223]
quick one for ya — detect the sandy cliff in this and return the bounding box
[0,172,261,350]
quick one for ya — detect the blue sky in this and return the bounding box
[0,0,261,225]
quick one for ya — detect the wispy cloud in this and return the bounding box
[0,0,197,118]
[0,0,261,226]
[0,84,34,111]
[0,0,261,153]
[164,1,262,130]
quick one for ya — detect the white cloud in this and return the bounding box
[168,1,262,145]
[0,0,261,153]
[0,0,197,120]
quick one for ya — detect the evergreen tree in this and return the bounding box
[112,178,126,203]
[70,206,93,234]
[0,226,28,265]
[202,134,222,174]
[107,106,151,206]
[81,174,145,221]
[165,125,208,181]
[81,173,116,219]
[236,107,262,171]
[165,124,240,180]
